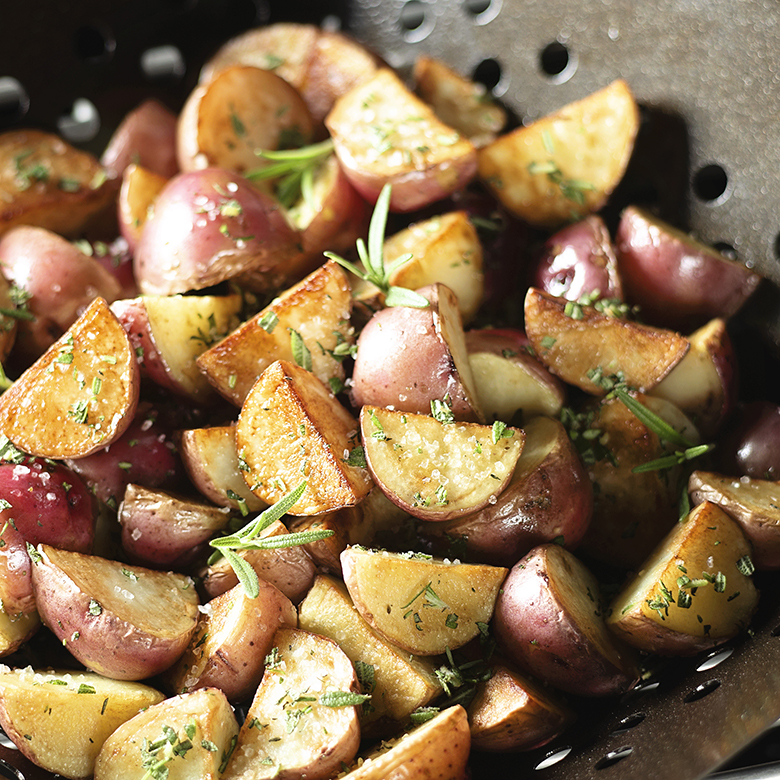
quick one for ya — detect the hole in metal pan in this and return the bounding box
[534,745,572,770]
[697,647,734,672]
[0,758,23,780]
[399,1,435,43]
[73,24,115,63]
[539,41,577,84]
[693,163,730,204]
[56,98,100,143]
[140,45,186,80]
[594,746,633,770]
[463,0,501,25]
[610,711,647,737]
[683,678,721,703]
[0,78,29,127]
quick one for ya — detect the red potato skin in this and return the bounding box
[0,459,95,553]
[534,215,623,302]
[493,545,638,697]
[420,420,591,567]
[716,401,780,480]
[615,206,762,331]
[64,406,182,507]
[0,522,35,616]
[100,99,179,180]
[134,168,301,295]
[0,225,122,359]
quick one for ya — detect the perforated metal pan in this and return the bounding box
[2,1,780,779]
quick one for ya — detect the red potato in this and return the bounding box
[351,283,483,421]
[524,287,689,395]
[118,484,231,569]
[716,401,780,479]
[325,68,478,212]
[31,544,199,681]
[649,318,737,437]
[111,292,242,402]
[166,580,296,702]
[101,99,178,181]
[533,215,623,302]
[615,205,762,331]
[0,520,39,655]
[0,458,95,552]
[177,65,314,174]
[414,55,507,149]
[468,662,575,752]
[0,129,113,239]
[419,416,592,566]
[178,424,267,513]
[689,471,780,570]
[0,225,122,359]
[84,237,138,300]
[493,544,639,697]
[0,297,140,460]
[117,163,167,252]
[466,329,566,422]
[64,404,182,508]
[0,274,18,365]
[134,168,302,296]
[201,23,380,125]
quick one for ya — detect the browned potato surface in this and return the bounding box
[0,297,139,459]
[0,667,164,780]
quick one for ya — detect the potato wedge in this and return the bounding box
[0,667,164,780]
[468,663,575,752]
[223,627,360,780]
[112,292,242,403]
[177,65,314,174]
[236,360,372,514]
[298,575,441,727]
[118,163,167,250]
[31,544,199,680]
[608,501,759,655]
[178,425,267,512]
[478,79,638,227]
[94,687,239,780]
[197,261,353,406]
[0,129,112,238]
[341,705,470,780]
[0,297,140,459]
[326,68,477,212]
[361,406,523,521]
[414,55,507,148]
[166,580,296,702]
[201,518,316,605]
[689,471,780,570]
[341,546,507,656]
[494,544,639,696]
[383,211,485,323]
[524,287,689,394]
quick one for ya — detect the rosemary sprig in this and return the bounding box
[246,139,334,209]
[209,481,334,598]
[324,183,430,308]
[612,387,714,473]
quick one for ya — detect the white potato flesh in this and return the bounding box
[118,163,167,249]
[197,260,353,406]
[478,79,639,227]
[177,65,314,174]
[31,544,199,680]
[341,546,507,656]
[361,406,523,521]
[94,687,239,780]
[414,55,507,148]
[236,360,372,514]
[524,287,689,395]
[0,297,139,458]
[178,425,267,512]
[608,501,759,655]
[341,705,470,780]
[383,211,485,323]
[0,666,164,780]
[223,627,360,780]
[326,68,477,212]
[112,292,242,402]
[298,575,441,725]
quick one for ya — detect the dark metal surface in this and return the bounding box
[2,1,780,779]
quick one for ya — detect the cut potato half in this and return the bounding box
[478,79,639,227]
[0,667,164,780]
[341,546,507,656]
[0,297,139,458]
[361,405,523,522]
[608,501,759,655]
[524,287,689,394]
